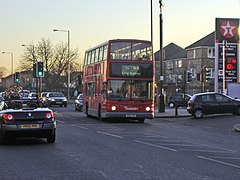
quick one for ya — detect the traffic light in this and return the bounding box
[14,72,20,83]
[36,61,44,77]
[187,71,192,83]
[33,63,37,78]
[205,67,211,82]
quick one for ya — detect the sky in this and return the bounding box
[0,0,239,76]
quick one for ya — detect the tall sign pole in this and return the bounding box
[222,40,226,93]
[158,0,165,112]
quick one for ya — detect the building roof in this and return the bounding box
[154,43,186,61]
[185,31,215,49]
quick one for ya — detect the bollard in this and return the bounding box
[158,94,165,113]
[175,101,178,116]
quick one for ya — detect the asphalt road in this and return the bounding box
[0,104,239,180]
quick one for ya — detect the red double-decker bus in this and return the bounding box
[83,39,154,123]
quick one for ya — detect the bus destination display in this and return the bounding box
[110,62,153,78]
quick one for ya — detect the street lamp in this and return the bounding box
[2,51,14,76]
[53,29,70,100]
[150,0,153,44]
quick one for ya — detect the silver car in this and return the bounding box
[45,92,67,107]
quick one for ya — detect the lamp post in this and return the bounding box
[150,0,153,44]
[2,51,13,76]
[158,0,165,112]
[53,29,70,100]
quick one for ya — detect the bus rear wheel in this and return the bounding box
[138,118,145,123]
[98,106,102,121]
[86,104,90,117]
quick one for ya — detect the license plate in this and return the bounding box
[126,114,136,117]
[56,102,62,104]
[21,124,40,129]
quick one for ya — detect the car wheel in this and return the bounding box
[234,106,240,115]
[194,109,203,119]
[47,130,56,143]
[169,102,175,108]
[138,118,145,123]
[0,133,7,145]
[64,104,67,107]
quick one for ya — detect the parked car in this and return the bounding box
[187,92,240,118]
[20,90,30,100]
[0,96,5,110]
[45,92,67,107]
[0,99,56,144]
[28,92,37,100]
[75,93,83,111]
[168,93,191,108]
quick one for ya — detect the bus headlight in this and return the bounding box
[111,106,116,111]
[146,107,151,111]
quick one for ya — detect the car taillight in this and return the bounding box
[45,112,54,120]
[3,114,15,121]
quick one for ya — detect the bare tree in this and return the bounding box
[0,66,8,79]
[20,38,79,91]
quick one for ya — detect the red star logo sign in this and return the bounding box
[220,20,237,38]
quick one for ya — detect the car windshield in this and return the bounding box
[29,93,36,97]
[42,92,48,97]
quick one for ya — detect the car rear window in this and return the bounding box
[49,93,64,97]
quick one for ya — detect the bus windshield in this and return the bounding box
[108,80,153,101]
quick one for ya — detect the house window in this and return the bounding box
[208,48,215,58]
[174,60,182,68]
[178,60,182,68]
[166,61,173,70]
[190,68,196,78]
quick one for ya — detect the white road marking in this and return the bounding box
[179,149,226,153]
[208,156,240,160]
[198,155,240,169]
[97,131,124,139]
[71,124,88,129]
[56,120,65,123]
[160,143,200,147]
[134,140,178,152]
[142,133,169,138]
[63,115,75,119]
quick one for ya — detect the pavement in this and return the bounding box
[68,99,240,132]
[154,106,240,133]
[154,107,190,118]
